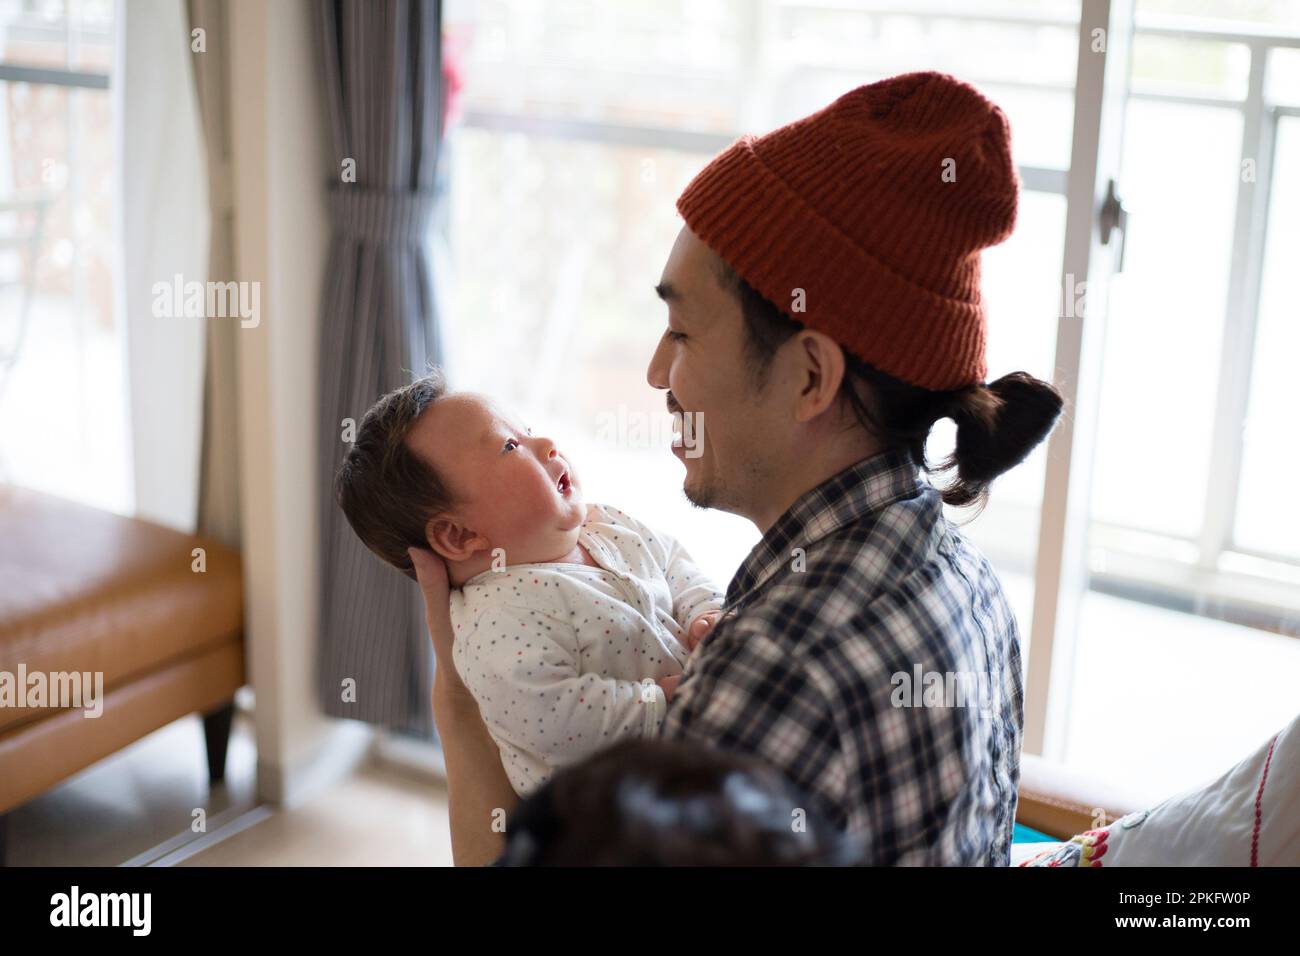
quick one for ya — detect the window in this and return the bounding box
[441,0,1300,792]
[0,0,126,513]
[442,0,1082,585]
[1088,4,1300,602]
[1237,116,1300,561]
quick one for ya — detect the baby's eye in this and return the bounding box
[503,438,520,453]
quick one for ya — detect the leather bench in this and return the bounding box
[0,484,245,864]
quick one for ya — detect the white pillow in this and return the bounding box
[1019,711,1299,867]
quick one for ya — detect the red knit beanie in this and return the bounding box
[676,71,1019,391]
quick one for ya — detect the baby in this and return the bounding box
[336,370,723,797]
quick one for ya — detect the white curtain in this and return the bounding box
[116,0,209,531]
[189,0,241,549]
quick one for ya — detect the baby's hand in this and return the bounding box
[684,609,722,653]
[656,674,682,701]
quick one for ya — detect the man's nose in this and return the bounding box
[646,337,670,390]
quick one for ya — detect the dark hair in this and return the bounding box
[498,739,863,866]
[719,264,1064,515]
[335,369,453,581]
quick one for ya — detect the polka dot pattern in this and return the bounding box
[447,503,725,797]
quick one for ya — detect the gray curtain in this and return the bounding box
[314,0,444,735]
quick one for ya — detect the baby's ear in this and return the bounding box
[425,515,483,562]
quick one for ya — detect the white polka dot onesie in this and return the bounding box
[449,503,725,797]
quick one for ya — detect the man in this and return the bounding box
[415,70,1063,865]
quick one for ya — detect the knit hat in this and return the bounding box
[676,71,1018,391]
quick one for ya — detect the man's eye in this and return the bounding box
[666,330,687,343]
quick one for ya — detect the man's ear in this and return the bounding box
[791,330,847,423]
[425,515,490,563]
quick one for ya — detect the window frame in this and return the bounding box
[448,2,1300,646]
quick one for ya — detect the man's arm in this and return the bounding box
[410,547,517,866]
[431,672,516,866]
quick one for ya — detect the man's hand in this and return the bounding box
[684,608,723,654]
[408,547,468,707]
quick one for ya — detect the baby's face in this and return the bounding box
[407,392,586,564]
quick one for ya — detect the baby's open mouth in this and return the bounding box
[557,471,571,496]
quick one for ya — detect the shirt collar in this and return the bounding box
[724,446,926,610]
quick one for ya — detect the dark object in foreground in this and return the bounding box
[497,739,864,866]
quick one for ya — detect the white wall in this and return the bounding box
[227,0,372,806]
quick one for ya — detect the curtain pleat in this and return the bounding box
[314,0,444,735]
[189,0,242,550]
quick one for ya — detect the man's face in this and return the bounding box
[405,392,587,564]
[646,226,785,520]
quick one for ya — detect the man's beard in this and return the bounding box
[679,450,722,511]
[681,454,760,517]
[682,472,720,511]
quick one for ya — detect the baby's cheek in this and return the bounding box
[496,468,548,520]
[517,479,568,544]
[524,474,561,515]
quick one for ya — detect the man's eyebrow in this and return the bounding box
[654,281,679,302]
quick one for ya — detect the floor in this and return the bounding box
[178,762,453,867]
[7,708,258,866]
[6,707,454,867]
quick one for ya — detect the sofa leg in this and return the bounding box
[202,701,236,784]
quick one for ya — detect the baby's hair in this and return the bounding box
[498,738,864,866]
[335,368,453,581]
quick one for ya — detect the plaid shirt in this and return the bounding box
[659,446,1024,865]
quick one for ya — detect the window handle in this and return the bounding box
[1099,178,1129,272]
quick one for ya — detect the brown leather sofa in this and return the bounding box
[0,484,245,864]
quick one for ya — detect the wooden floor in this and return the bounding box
[179,763,453,867]
[7,709,259,866]
[6,708,454,867]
